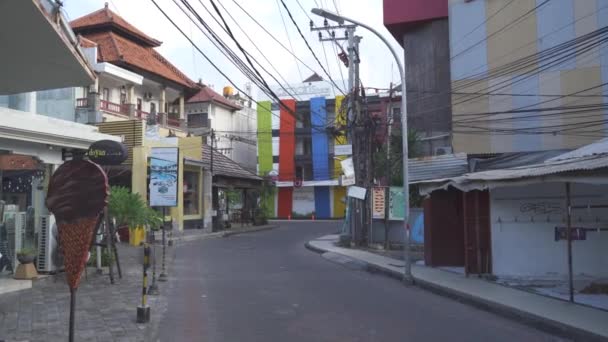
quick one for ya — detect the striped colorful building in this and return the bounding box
[256,79,348,219]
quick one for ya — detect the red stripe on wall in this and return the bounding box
[277,187,293,218]
[278,99,296,181]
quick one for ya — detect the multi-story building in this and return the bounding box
[256,77,349,219]
[186,84,257,172]
[69,3,199,135]
[384,1,608,285]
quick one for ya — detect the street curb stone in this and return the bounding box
[304,240,608,342]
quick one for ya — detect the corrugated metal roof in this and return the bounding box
[417,153,608,195]
[409,153,468,182]
[547,138,608,162]
[201,144,262,181]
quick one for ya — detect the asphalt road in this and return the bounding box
[159,221,565,342]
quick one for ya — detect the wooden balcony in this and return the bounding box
[100,99,129,116]
[76,97,88,108]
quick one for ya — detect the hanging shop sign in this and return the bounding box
[334,144,353,156]
[554,227,587,241]
[340,157,354,177]
[87,140,128,165]
[388,186,405,220]
[372,187,386,219]
[149,147,179,207]
[0,154,40,170]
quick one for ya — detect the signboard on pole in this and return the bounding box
[347,186,367,200]
[149,147,179,207]
[334,144,353,156]
[340,157,354,177]
[388,186,405,220]
[372,187,386,219]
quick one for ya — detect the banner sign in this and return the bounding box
[372,187,386,219]
[554,227,587,241]
[149,147,179,207]
[388,186,405,220]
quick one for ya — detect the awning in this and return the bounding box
[0,0,95,94]
[184,157,205,168]
[0,107,120,150]
[418,151,608,195]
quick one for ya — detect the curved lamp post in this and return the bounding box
[311,8,412,283]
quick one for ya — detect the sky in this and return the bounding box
[62,0,402,99]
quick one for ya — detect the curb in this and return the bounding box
[221,225,279,237]
[305,239,608,342]
[175,225,280,243]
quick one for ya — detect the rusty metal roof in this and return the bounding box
[409,153,468,182]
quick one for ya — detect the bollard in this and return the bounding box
[137,244,151,323]
[148,242,159,296]
[158,222,168,282]
[312,214,315,221]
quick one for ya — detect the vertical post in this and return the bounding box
[475,191,482,277]
[69,288,76,342]
[158,207,168,282]
[104,208,115,284]
[384,187,390,249]
[462,191,469,277]
[148,242,159,295]
[384,83,394,249]
[137,244,151,323]
[566,183,574,303]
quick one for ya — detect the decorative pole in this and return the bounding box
[148,240,160,295]
[158,207,168,282]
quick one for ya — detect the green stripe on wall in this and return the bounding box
[257,101,275,217]
[257,101,273,174]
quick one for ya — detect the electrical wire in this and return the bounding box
[277,0,346,95]
[275,0,304,81]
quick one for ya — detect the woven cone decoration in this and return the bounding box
[46,159,108,289]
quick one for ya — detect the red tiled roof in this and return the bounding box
[78,35,97,48]
[71,4,161,47]
[188,85,242,110]
[78,31,196,89]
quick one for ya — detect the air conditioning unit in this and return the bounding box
[37,215,61,273]
[13,212,26,268]
[434,146,453,156]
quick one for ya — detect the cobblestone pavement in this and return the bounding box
[0,242,174,342]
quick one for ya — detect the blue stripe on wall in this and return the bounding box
[314,186,331,219]
[512,74,541,151]
[536,0,575,71]
[449,0,488,80]
[311,97,330,180]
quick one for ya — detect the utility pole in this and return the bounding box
[311,20,365,245]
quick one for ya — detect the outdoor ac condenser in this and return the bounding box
[37,214,60,273]
[13,212,26,269]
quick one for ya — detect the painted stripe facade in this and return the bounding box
[314,186,331,219]
[311,97,330,180]
[451,0,608,153]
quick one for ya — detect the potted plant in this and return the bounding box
[108,186,150,246]
[16,247,37,264]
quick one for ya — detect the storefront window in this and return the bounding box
[183,171,199,215]
[0,154,47,276]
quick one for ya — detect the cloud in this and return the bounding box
[65,0,402,96]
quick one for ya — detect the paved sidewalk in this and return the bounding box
[0,243,175,342]
[307,234,608,342]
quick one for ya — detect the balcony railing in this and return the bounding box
[100,99,129,116]
[135,109,149,120]
[76,98,88,108]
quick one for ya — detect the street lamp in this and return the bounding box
[312,8,412,283]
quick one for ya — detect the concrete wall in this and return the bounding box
[370,208,424,244]
[490,183,608,277]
